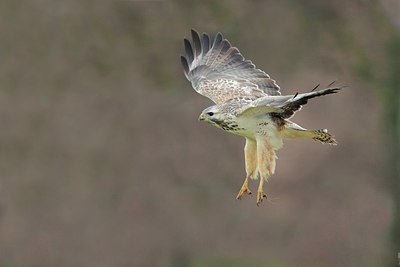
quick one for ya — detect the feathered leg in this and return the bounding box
[236,138,257,199]
[256,138,276,206]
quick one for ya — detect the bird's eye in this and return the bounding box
[206,112,214,116]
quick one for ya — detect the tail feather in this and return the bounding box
[283,123,337,145]
[311,129,337,145]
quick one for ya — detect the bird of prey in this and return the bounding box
[181,29,342,205]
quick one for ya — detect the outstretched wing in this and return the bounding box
[181,29,280,104]
[237,86,342,118]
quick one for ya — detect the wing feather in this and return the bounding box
[183,38,194,64]
[181,56,189,78]
[191,30,201,58]
[238,86,343,118]
[181,29,281,104]
[201,33,210,55]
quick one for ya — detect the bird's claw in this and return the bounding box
[256,191,267,206]
[236,185,252,200]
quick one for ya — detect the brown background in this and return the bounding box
[0,1,398,267]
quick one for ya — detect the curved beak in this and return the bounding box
[198,113,206,121]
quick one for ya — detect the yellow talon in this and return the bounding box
[256,190,267,206]
[236,179,252,199]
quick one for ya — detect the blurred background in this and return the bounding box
[0,0,399,266]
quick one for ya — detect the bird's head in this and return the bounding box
[198,106,225,125]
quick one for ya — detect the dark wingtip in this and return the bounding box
[311,83,320,92]
[183,38,194,63]
[201,32,210,54]
[191,28,199,37]
[180,55,189,76]
[326,83,348,93]
[212,32,223,49]
[191,29,201,57]
[328,80,336,87]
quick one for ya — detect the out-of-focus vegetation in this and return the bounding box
[0,1,398,267]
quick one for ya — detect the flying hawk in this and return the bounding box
[181,29,342,205]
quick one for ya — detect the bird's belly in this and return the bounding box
[231,118,284,150]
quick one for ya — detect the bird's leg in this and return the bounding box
[256,138,276,206]
[257,175,266,206]
[236,176,251,199]
[236,138,257,200]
